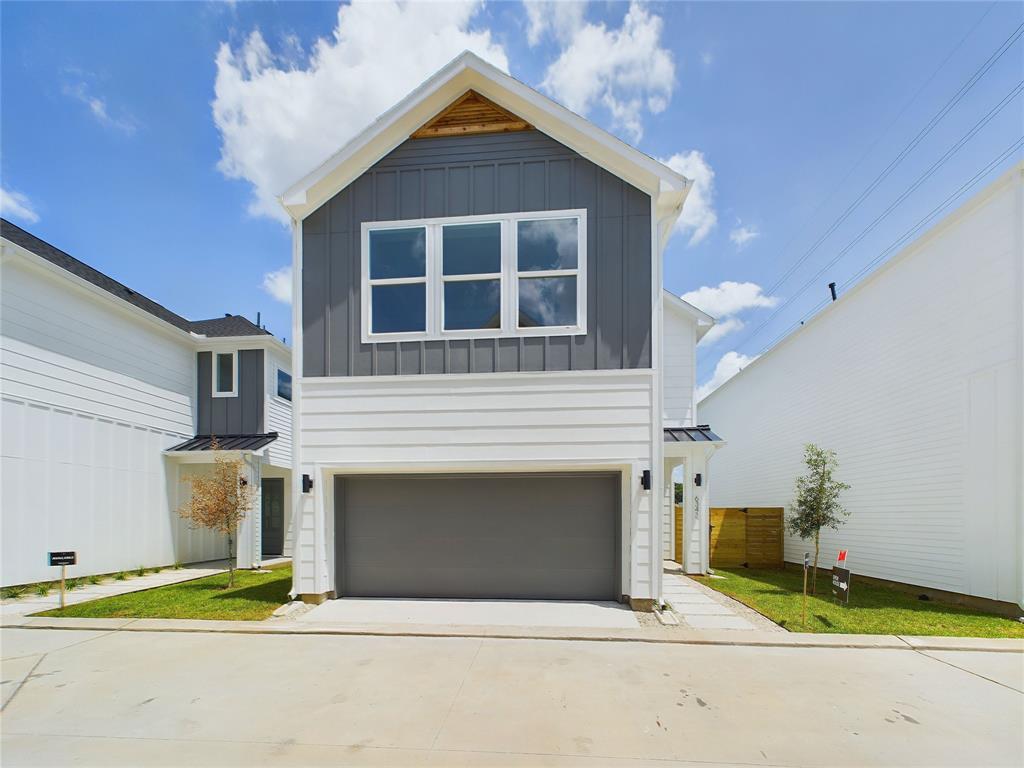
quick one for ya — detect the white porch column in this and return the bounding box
[236,455,262,570]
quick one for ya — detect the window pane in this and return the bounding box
[369,227,426,279]
[444,279,501,330]
[216,353,233,393]
[371,283,426,333]
[277,370,292,401]
[518,276,577,327]
[517,218,578,271]
[443,222,501,276]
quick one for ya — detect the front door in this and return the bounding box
[261,478,284,556]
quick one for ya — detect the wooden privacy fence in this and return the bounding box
[709,508,784,568]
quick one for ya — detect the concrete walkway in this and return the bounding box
[663,572,767,630]
[2,626,1021,766]
[0,561,228,618]
[298,598,640,629]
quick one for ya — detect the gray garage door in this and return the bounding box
[335,473,620,600]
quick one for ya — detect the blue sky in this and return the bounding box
[2,1,1021,395]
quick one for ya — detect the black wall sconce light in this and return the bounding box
[239,477,248,487]
[302,474,314,493]
[641,469,652,490]
[694,473,702,487]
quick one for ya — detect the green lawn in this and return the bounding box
[37,566,292,622]
[694,567,1024,638]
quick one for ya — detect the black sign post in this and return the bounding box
[802,552,810,629]
[832,566,851,605]
[48,552,76,609]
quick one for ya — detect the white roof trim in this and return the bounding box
[279,51,690,224]
[663,289,715,340]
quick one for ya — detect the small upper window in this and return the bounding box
[213,352,236,397]
[276,369,292,402]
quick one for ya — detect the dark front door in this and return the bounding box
[334,473,620,600]
[261,478,285,556]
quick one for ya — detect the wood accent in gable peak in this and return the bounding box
[410,90,533,139]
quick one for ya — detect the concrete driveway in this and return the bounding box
[298,598,640,628]
[2,627,1022,767]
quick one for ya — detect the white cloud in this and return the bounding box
[662,150,716,246]
[539,2,674,142]
[262,265,292,304]
[696,351,756,401]
[524,1,585,46]
[62,81,138,135]
[0,187,40,224]
[700,51,713,69]
[212,0,508,223]
[697,316,743,348]
[729,223,760,249]
[681,281,778,318]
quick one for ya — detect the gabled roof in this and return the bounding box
[663,289,715,341]
[280,51,691,231]
[2,219,273,340]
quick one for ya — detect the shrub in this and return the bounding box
[135,566,146,577]
[87,574,102,585]
[114,571,127,581]
[65,578,83,591]
[1,585,27,600]
[35,582,51,596]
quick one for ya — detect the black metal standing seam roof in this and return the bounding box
[2,219,273,339]
[664,425,722,443]
[166,433,279,452]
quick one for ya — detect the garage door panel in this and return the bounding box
[336,473,619,600]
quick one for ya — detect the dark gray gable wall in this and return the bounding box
[196,350,265,435]
[302,129,652,377]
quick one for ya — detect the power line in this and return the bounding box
[731,78,1023,354]
[753,137,1024,356]
[742,2,998,294]
[764,19,1024,296]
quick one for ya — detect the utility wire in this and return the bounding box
[763,18,1024,297]
[753,136,1024,356]
[742,2,997,295]
[731,78,1024,354]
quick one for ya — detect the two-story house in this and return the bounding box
[1,220,293,586]
[279,52,722,610]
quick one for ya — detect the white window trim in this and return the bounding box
[361,209,587,344]
[212,350,238,398]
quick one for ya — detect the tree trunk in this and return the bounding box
[811,530,820,595]
[227,533,235,589]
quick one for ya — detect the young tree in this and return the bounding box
[178,443,255,588]
[787,444,850,594]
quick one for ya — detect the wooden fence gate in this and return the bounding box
[709,508,784,568]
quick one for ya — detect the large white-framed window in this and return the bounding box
[361,209,586,343]
[213,351,237,398]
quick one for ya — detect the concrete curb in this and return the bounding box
[4,616,1022,652]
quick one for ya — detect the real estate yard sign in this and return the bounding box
[832,550,851,605]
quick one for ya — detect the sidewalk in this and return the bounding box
[0,561,228,619]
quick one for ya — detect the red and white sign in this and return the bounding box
[836,550,848,566]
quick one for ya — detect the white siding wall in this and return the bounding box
[293,370,656,599]
[700,167,1023,606]
[663,306,696,425]
[0,256,216,584]
[264,347,293,468]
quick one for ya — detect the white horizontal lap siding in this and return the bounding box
[264,347,293,468]
[0,259,203,585]
[662,309,696,426]
[295,369,656,597]
[699,169,1023,605]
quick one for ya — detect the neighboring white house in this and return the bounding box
[279,52,721,609]
[1,220,294,586]
[700,163,1023,610]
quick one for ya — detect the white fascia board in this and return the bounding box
[663,289,715,340]
[279,51,690,222]
[2,238,197,347]
[192,334,291,357]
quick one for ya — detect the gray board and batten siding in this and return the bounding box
[302,130,653,377]
[196,350,265,435]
